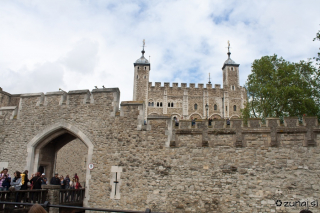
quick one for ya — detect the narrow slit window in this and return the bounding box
[214,104,217,110]
[194,104,198,110]
[233,105,236,111]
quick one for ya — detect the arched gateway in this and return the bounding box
[25,121,94,206]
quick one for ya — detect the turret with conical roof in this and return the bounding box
[222,41,240,88]
[133,40,151,120]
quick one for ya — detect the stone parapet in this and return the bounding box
[170,117,319,148]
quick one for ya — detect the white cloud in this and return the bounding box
[1,0,320,103]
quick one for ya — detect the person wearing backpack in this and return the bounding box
[0,168,11,191]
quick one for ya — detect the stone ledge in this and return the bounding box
[68,90,90,94]
[45,91,65,96]
[121,101,144,106]
[91,88,120,93]
[0,106,17,110]
[208,129,236,134]
[20,92,44,97]
[148,115,171,119]
[176,129,202,135]
[277,127,307,133]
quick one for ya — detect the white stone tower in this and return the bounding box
[133,40,150,118]
[221,41,240,118]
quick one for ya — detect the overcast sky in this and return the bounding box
[1,0,320,102]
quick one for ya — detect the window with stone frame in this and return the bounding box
[233,105,236,111]
[160,102,162,107]
[194,103,198,110]
[214,104,217,110]
[171,102,174,107]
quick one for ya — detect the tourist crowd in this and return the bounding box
[0,168,82,191]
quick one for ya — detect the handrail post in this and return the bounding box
[41,185,60,213]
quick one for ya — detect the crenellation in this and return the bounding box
[283,117,299,127]
[171,117,319,149]
[214,84,221,89]
[206,83,212,89]
[155,82,161,88]
[197,83,203,89]
[164,82,170,88]
[248,118,262,128]
[0,106,18,120]
[189,83,195,88]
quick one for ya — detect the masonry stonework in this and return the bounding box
[1,47,319,212]
[132,46,247,120]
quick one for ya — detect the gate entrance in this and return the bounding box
[25,122,94,206]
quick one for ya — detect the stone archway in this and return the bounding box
[26,121,94,206]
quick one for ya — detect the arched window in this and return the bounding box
[157,102,159,107]
[232,85,235,90]
[194,104,198,110]
[152,102,154,107]
[171,103,174,107]
[160,102,162,107]
[138,67,140,70]
[144,67,146,70]
[233,105,236,111]
[168,103,170,107]
[226,106,228,111]
[214,104,217,110]
[144,76,146,79]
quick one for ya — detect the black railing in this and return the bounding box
[59,188,85,205]
[0,201,169,213]
[0,189,48,211]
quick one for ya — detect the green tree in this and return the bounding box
[314,29,320,69]
[243,54,320,120]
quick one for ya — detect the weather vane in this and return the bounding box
[208,73,211,84]
[227,40,230,52]
[142,39,145,49]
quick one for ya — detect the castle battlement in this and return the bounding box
[170,117,319,148]
[148,82,224,90]
[0,88,120,120]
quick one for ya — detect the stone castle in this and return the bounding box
[0,43,319,213]
[133,42,247,120]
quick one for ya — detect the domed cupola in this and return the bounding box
[134,40,150,66]
[222,41,239,69]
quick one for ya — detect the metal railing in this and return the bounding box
[59,188,85,205]
[0,201,169,213]
[0,189,48,211]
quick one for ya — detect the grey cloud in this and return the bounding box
[2,62,65,94]
[59,39,99,74]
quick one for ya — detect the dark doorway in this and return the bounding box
[38,166,44,174]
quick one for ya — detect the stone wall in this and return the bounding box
[1,87,320,213]
[55,138,87,184]
[147,82,246,120]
